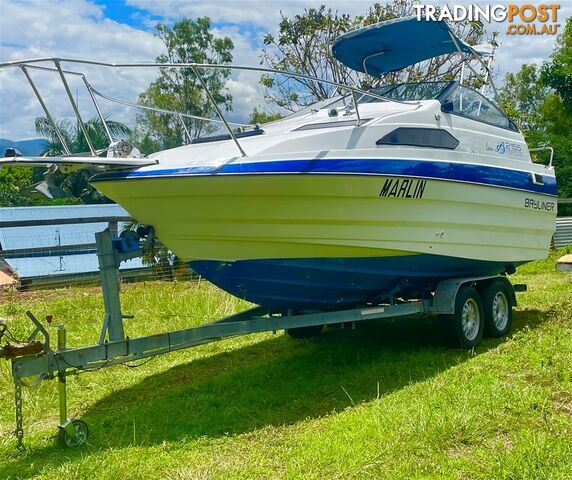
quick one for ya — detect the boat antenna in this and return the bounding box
[479,43,497,95]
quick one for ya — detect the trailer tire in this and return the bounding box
[482,280,513,338]
[286,325,324,339]
[449,286,484,349]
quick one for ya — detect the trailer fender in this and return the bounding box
[429,276,516,315]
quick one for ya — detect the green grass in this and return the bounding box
[0,250,571,479]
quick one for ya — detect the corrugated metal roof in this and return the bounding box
[555,217,572,248]
[7,253,144,278]
[0,203,126,222]
[0,204,145,279]
[0,204,128,249]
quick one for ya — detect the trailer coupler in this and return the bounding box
[1,227,154,450]
[2,317,85,449]
[0,340,44,360]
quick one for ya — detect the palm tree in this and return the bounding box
[35,117,131,155]
[34,116,132,203]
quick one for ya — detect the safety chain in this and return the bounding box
[0,321,7,342]
[14,380,25,451]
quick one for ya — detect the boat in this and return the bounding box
[1,17,557,312]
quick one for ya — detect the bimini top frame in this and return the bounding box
[332,16,504,114]
[0,57,415,159]
[332,17,474,76]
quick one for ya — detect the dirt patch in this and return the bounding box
[553,391,572,418]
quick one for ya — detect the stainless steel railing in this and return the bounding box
[529,144,555,167]
[0,57,417,157]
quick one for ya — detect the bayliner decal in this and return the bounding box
[379,178,426,198]
[524,198,555,211]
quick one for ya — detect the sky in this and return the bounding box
[0,0,570,140]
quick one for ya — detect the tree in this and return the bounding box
[137,132,160,156]
[35,117,131,156]
[136,18,234,150]
[0,167,43,207]
[34,116,131,204]
[540,18,572,213]
[259,2,496,110]
[249,107,282,125]
[0,166,81,207]
[0,116,131,206]
[541,18,572,112]
[259,6,356,110]
[500,65,549,131]
[500,16,572,215]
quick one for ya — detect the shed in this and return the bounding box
[0,204,148,288]
[554,217,572,249]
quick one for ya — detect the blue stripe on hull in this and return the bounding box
[189,255,519,311]
[91,158,557,196]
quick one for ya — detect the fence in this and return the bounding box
[554,198,571,249]
[554,216,572,249]
[0,205,198,290]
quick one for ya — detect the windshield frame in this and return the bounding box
[359,80,455,103]
[441,82,519,132]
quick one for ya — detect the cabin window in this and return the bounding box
[448,86,510,129]
[376,127,459,149]
[359,81,452,103]
[191,127,264,144]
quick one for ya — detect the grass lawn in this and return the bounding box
[0,250,571,479]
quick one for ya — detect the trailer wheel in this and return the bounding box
[449,286,484,349]
[58,419,89,447]
[482,280,512,337]
[286,325,324,339]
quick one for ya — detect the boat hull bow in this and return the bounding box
[91,158,556,310]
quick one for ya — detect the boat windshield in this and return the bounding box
[359,81,452,103]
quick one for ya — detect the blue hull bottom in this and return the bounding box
[189,255,518,311]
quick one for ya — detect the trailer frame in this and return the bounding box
[0,228,518,449]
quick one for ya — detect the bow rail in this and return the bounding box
[0,57,417,157]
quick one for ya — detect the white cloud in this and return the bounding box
[125,0,348,30]
[125,0,572,87]
[474,1,570,82]
[0,0,164,139]
[210,24,267,122]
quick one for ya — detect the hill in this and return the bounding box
[0,138,48,156]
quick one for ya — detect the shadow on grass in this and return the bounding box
[0,308,546,478]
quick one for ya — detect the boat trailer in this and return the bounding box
[0,228,519,449]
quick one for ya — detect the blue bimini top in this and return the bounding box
[331,16,474,77]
